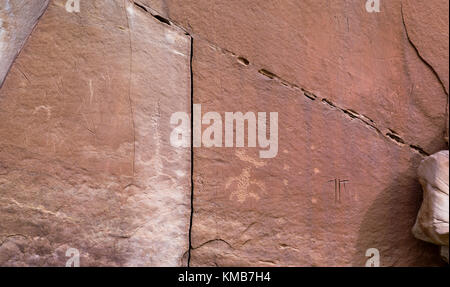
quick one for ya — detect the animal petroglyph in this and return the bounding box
[225,151,266,203]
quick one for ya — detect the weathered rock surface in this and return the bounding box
[413,150,449,262]
[0,0,49,87]
[139,0,448,153]
[441,246,449,263]
[401,0,450,143]
[0,0,191,266]
[135,0,449,266]
[189,39,444,266]
[0,0,448,267]
[402,0,449,94]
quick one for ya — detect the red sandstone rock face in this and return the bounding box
[0,0,448,267]
[140,0,448,153]
[401,0,450,142]
[0,0,49,87]
[402,0,449,94]
[188,39,443,266]
[413,151,449,250]
[0,0,191,266]
[137,0,448,266]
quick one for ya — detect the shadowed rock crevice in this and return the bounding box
[1,0,448,267]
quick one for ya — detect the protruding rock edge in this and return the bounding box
[0,0,50,89]
[400,2,449,145]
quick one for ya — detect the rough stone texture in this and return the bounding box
[139,0,448,153]
[0,0,191,266]
[402,0,449,94]
[413,151,449,261]
[441,246,449,263]
[402,0,450,143]
[0,0,448,267]
[133,0,449,266]
[0,0,49,87]
[189,40,443,266]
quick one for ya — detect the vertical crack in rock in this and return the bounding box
[400,2,449,143]
[125,0,136,177]
[187,35,194,268]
